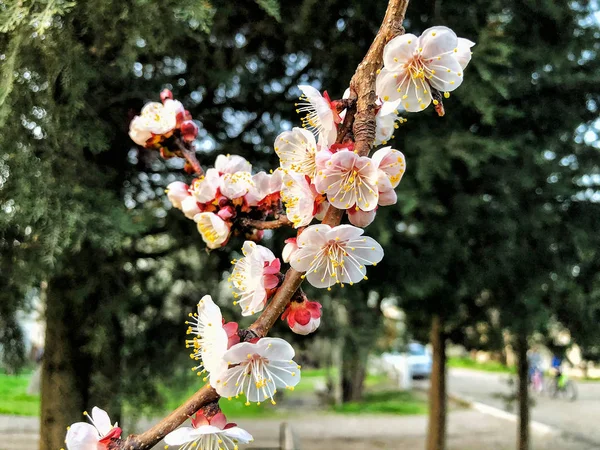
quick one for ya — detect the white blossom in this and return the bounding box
[185,295,229,385]
[164,412,253,450]
[128,101,183,146]
[296,85,339,147]
[166,181,190,210]
[65,407,121,450]
[190,168,221,203]
[371,146,406,192]
[219,171,254,200]
[181,196,201,219]
[194,212,231,249]
[315,150,379,211]
[281,172,319,228]
[245,170,283,206]
[213,337,301,404]
[274,127,319,180]
[229,242,280,316]
[289,224,384,289]
[215,154,252,174]
[376,26,474,112]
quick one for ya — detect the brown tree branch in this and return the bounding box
[175,138,204,176]
[239,215,293,230]
[116,1,409,448]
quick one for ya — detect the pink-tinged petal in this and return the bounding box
[209,412,227,430]
[426,54,464,92]
[166,181,190,209]
[258,337,296,360]
[222,426,254,444]
[348,208,377,227]
[65,423,99,450]
[378,189,398,206]
[263,274,280,289]
[419,26,458,60]
[191,412,209,428]
[294,308,312,326]
[264,258,281,275]
[456,38,475,69]
[383,33,419,68]
[306,301,322,318]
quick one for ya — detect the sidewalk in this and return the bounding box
[0,409,592,450]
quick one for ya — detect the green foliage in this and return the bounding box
[255,0,281,21]
[333,390,428,415]
[0,372,39,416]
[448,357,515,374]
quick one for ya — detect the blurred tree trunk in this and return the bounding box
[516,333,530,450]
[426,315,447,450]
[341,338,367,402]
[40,276,92,450]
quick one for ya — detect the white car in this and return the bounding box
[408,342,432,379]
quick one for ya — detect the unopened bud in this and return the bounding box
[281,299,322,335]
[160,88,173,103]
[181,120,199,143]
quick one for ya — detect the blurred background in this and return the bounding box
[1,0,599,449]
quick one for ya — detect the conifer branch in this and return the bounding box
[115,1,409,448]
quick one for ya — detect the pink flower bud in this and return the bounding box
[181,120,199,143]
[282,238,298,263]
[160,89,173,103]
[217,205,235,220]
[281,299,322,335]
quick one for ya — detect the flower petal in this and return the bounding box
[91,407,112,436]
[258,337,295,360]
[65,423,99,450]
[383,33,419,68]
[419,26,458,60]
[456,38,475,69]
[164,427,197,446]
[222,427,254,443]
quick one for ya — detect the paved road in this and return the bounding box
[441,368,600,447]
[0,409,589,450]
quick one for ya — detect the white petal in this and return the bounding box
[258,337,295,360]
[456,37,475,69]
[376,68,404,104]
[90,407,112,436]
[164,427,199,445]
[194,213,230,249]
[65,423,99,450]
[181,196,201,219]
[327,224,364,242]
[383,33,419,68]
[223,341,257,364]
[222,427,254,443]
[426,54,464,92]
[396,71,432,112]
[219,171,254,199]
[275,128,318,178]
[297,224,331,247]
[347,236,384,266]
[378,98,402,116]
[267,359,301,389]
[419,26,458,60]
[215,154,252,174]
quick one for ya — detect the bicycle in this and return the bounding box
[545,372,577,401]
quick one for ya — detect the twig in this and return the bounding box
[239,215,293,230]
[115,1,409,448]
[174,138,204,176]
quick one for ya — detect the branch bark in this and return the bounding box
[116,1,409,448]
[239,215,293,230]
[175,138,204,176]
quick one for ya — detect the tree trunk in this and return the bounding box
[516,333,530,450]
[341,338,367,402]
[426,315,447,450]
[40,276,92,450]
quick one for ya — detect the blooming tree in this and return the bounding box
[63,0,475,448]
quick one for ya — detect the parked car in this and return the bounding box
[408,342,432,379]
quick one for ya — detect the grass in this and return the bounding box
[334,390,428,415]
[0,368,425,419]
[0,372,40,416]
[448,356,515,374]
